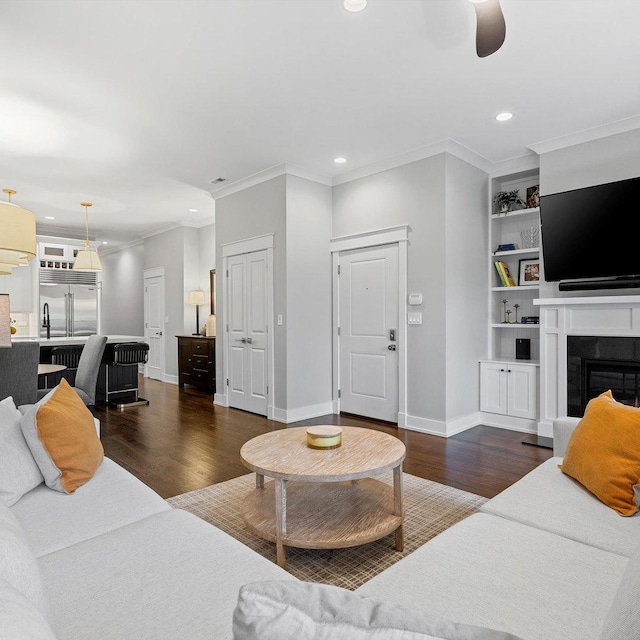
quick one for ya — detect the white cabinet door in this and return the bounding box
[480,361,537,419]
[480,362,507,414]
[507,363,538,419]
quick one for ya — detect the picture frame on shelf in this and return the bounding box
[518,258,540,286]
[526,185,540,209]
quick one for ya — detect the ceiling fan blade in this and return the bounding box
[473,0,506,58]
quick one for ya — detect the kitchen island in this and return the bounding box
[14,335,147,405]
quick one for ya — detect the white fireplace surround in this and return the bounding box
[535,295,640,437]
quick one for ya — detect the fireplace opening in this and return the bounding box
[567,336,640,417]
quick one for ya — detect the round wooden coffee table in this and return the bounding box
[240,426,406,568]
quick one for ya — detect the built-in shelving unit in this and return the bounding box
[480,167,541,433]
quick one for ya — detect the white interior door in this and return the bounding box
[144,274,165,381]
[339,244,399,422]
[227,250,268,415]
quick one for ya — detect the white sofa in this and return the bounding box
[357,416,639,640]
[2,419,291,640]
[3,416,638,639]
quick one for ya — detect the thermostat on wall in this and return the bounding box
[408,293,423,306]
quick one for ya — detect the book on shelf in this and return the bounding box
[494,260,516,287]
[493,260,509,287]
[495,243,519,253]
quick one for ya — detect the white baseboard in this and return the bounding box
[479,412,538,434]
[402,412,479,438]
[272,402,335,425]
[163,374,179,386]
[214,393,228,407]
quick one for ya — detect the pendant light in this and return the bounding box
[0,189,36,272]
[73,202,103,272]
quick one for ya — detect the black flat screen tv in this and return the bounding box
[540,176,640,287]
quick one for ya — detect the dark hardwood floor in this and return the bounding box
[94,377,553,500]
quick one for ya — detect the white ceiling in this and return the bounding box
[2,0,640,249]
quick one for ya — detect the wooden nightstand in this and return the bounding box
[176,335,216,392]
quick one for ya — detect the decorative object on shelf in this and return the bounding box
[515,338,531,360]
[526,185,540,209]
[306,425,343,450]
[206,314,217,337]
[518,259,540,286]
[493,190,525,214]
[501,299,508,323]
[0,295,10,347]
[10,318,16,335]
[505,309,512,323]
[519,225,539,249]
[0,188,36,272]
[187,290,206,336]
[513,303,520,324]
[521,316,540,324]
[73,202,103,272]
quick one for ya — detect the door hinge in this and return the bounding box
[266,385,269,394]
[338,389,341,398]
[226,378,229,386]
[337,265,341,275]
[337,327,340,336]
[226,269,229,278]
[226,324,229,332]
[145,287,147,293]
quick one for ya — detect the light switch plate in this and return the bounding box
[408,312,422,325]
[408,293,423,305]
[277,314,283,326]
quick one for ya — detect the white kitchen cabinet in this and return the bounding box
[0,261,35,312]
[480,360,538,420]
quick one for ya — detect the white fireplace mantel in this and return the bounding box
[534,295,640,437]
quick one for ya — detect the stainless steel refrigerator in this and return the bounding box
[39,271,101,338]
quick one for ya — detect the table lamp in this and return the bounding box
[188,290,206,335]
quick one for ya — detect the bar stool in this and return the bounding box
[105,342,150,410]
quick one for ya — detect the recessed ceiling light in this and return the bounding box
[102,241,108,245]
[467,0,490,4]
[209,177,226,184]
[344,0,367,12]
[189,208,198,213]
[496,112,513,122]
[45,216,55,220]
[334,157,347,164]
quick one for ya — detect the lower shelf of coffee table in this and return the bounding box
[242,478,403,550]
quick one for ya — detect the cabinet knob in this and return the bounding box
[507,369,512,373]
[500,368,505,372]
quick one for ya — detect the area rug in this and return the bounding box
[167,472,486,590]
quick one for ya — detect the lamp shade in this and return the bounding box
[0,294,11,347]
[0,202,36,259]
[73,247,103,271]
[0,263,14,275]
[188,290,206,306]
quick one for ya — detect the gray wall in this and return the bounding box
[215,176,288,409]
[444,154,488,421]
[332,154,450,423]
[100,244,145,336]
[286,175,333,412]
[540,128,640,298]
[198,223,216,313]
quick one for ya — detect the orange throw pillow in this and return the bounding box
[561,390,640,516]
[21,378,103,494]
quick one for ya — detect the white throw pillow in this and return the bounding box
[0,501,49,620]
[0,397,44,506]
[233,581,524,640]
[0,578,56,640]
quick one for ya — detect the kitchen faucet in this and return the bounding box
[42,302,50,339]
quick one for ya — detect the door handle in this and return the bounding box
[246,337,253,344]
[158,331,163,336]
[388,344,397,351]
[238,338,247,343]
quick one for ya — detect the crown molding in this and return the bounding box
[210,162,332,200]
[487,153,540,177]
[526,115,640,156]
[99,238,144,257]
[331,139,494,186]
